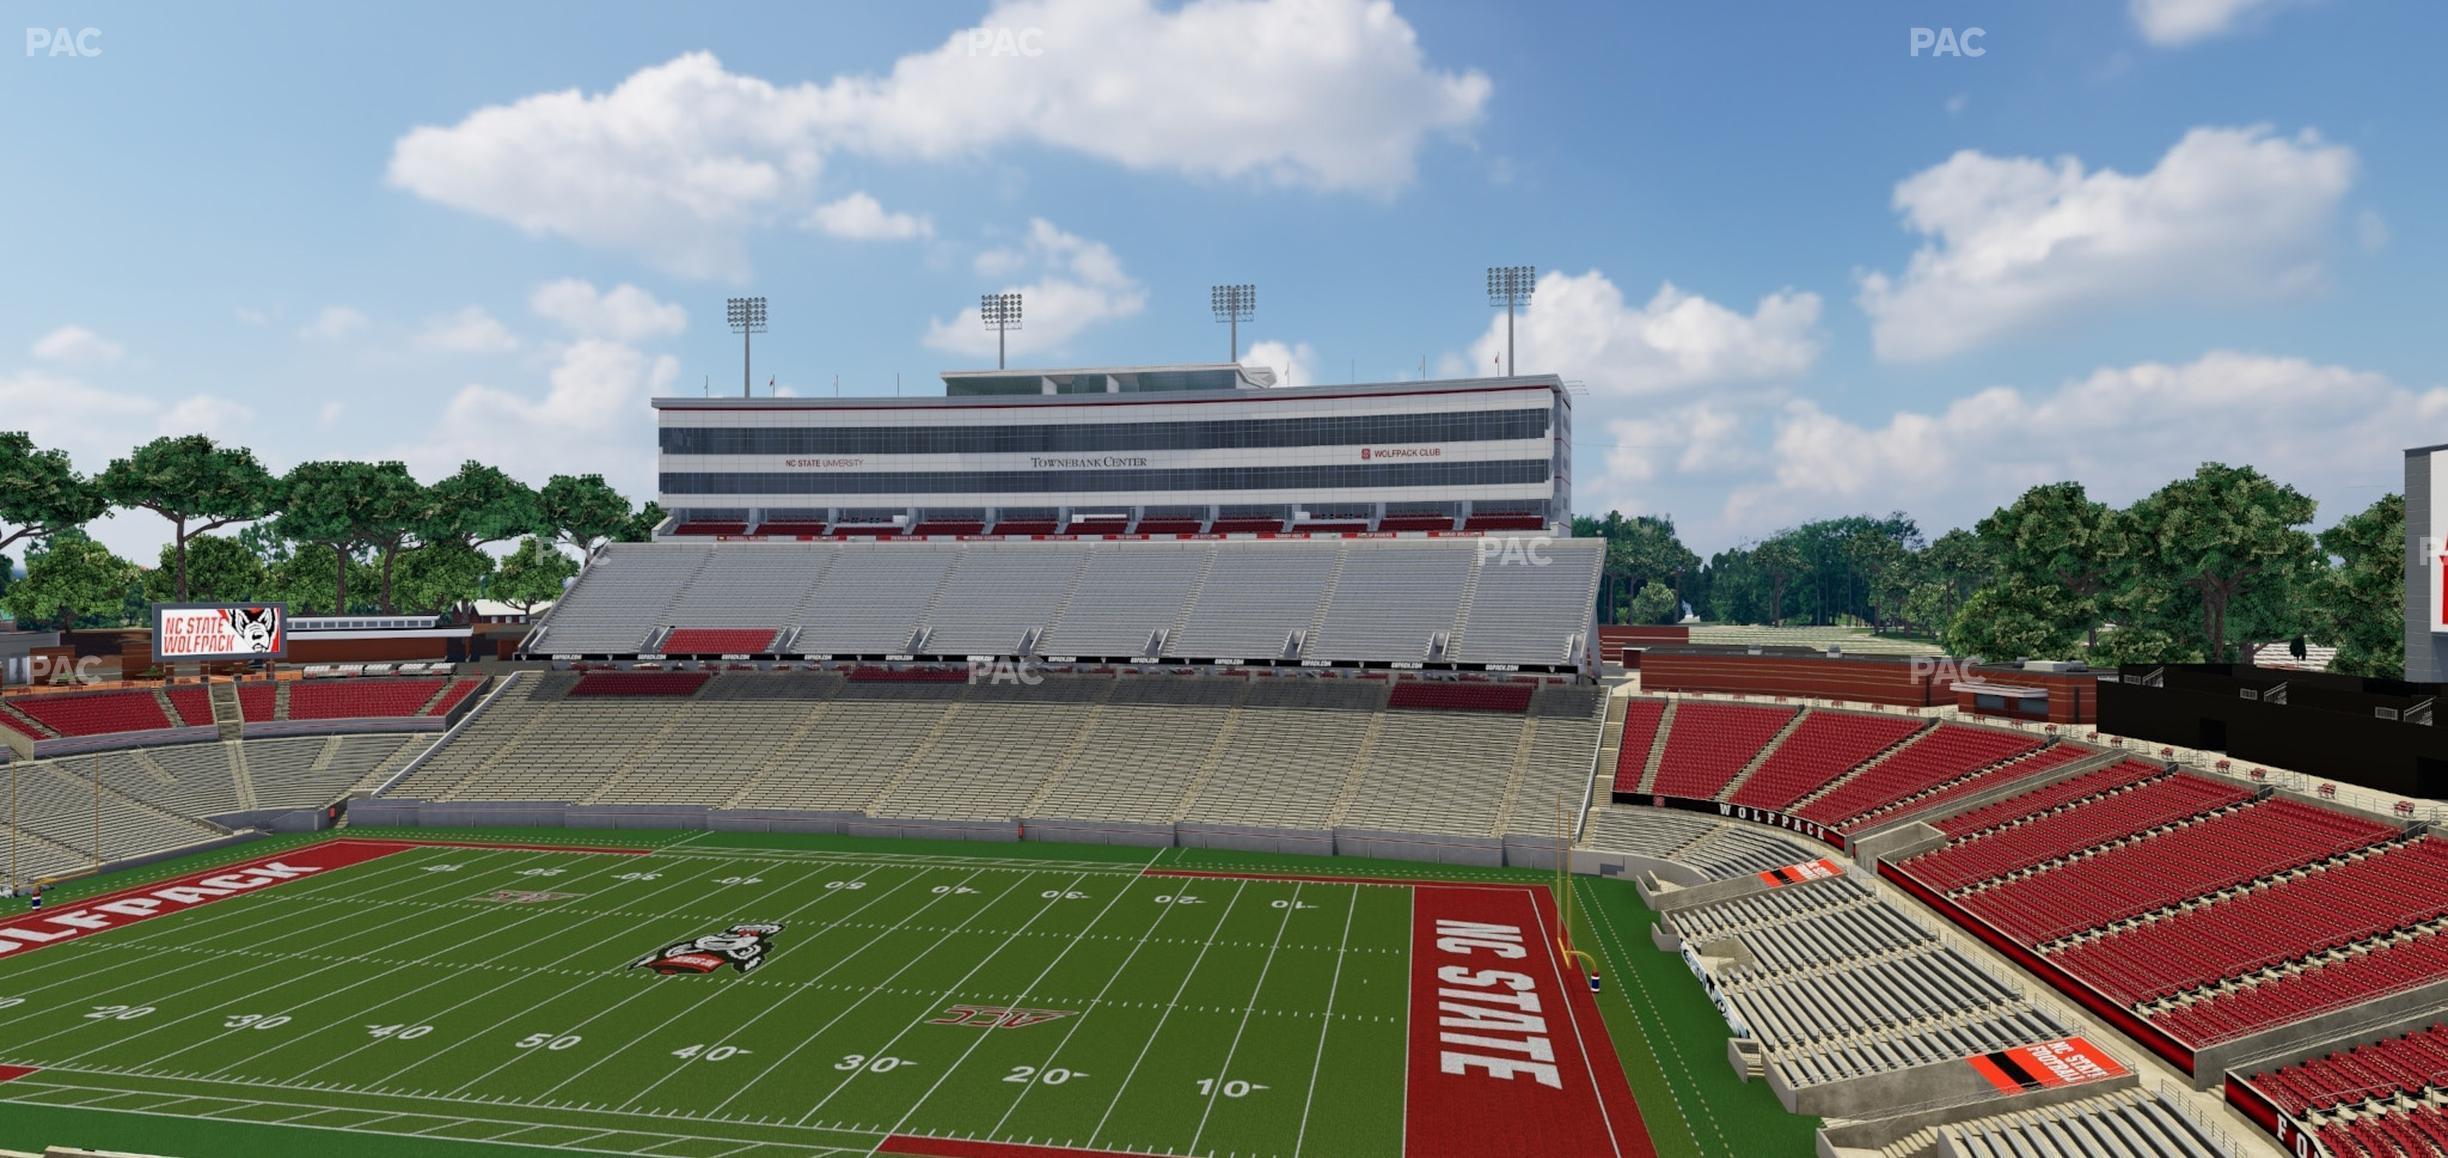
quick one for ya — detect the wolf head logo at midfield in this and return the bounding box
[229,606,280,652]
[633,923,782,976]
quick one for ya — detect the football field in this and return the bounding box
[0,832,1667,1158]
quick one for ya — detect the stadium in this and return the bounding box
[6,6,2443,1157]
[0,352,2436,1158]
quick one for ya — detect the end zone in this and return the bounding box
[0,1065,38,1084]
[1408,884,1657,1158]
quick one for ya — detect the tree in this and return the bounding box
[5,532,140,630]
[2120,463,2320,662]
[1977,482,2123,646]
[494,535,577,613]
[392,541,495,615]
[1752,536,1804,626]
[261,543,382,615]
[2312,492,2403,678]
[274,460,398,613]
[349,463,426,613]
[539,474,634,554]
[0,432,106,554]
[619,501,666,544]
[140,533,265,604]
[96,435,277,601]
[1627,581,1679,626]
[1943,575,2085,661]
[423,462,543,549]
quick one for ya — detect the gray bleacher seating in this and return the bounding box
[532,538,1602,668]
[1941,1088,2226,1158]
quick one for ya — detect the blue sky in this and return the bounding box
[4,0,2441,560]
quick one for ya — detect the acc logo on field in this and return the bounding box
[930,1004,1078,1030]
[633,922,783,976]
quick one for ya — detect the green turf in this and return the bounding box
[0,830,1816,1157]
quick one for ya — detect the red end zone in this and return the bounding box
[1408,885,1656,1158]
[0,1065,38,1083]
[0,836,658,961]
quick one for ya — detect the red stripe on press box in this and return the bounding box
[1404,885,1658,1158]
[0,839,417,959]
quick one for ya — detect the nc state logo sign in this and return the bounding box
[634,923,782,976]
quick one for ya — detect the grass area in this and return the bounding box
[0,829,1813,1157]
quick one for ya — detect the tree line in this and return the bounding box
[0,432,662,631]
[1574,462,2403,679]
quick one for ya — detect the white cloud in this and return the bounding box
[415,306,521,354]
[0,366,254,504]
[2131,0,2293,46]
[1858,126,2356,362]
[386,2,1487,275]
[235,306,274,326]
[1716,351,2436,543]
[804,191,932,241]
[1244,338,1319,388]
[318,401,344,427]
[1461,270,1821,394]
[406,340,679,496]
[923,219,1147,360]
[2357,208,2390,254]
[30,325,126,369]
[298,305,370,342]
[529,279,688,342]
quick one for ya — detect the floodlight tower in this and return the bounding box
[726,296,766,397]
[1210,283,1255,362]
[1487,265,1535,377]
[981,292,1022,370]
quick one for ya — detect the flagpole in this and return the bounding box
[92,752,102,872]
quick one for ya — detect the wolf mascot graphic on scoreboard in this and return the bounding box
[633,923,783,976]
[229,606,281,652]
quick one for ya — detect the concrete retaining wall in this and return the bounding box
[1175,822,1335,856]
[32,725,222,759]
[1335,826,1503,866]
[1020,818,1175,848]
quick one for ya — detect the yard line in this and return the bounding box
[1186,883,1304,1155]
[332,855,774,1088]
[1398,887,1414,1158]
[56,847,672,1071]
[1528,884,1633,1158]
[865,849,1163,1145]
[777,867,1108,1126]
[514,862,901,1101]
[702,866,1045,1120]
[223,857,855,1087]
[456,862,990,1106]
[607,864,994,1115]
[977,869,1191,1142]
[0,844,509,1006]
[1291,886,1359,1158]
[0,1074,874,1157]
[1082,879,1251,1148]
[0,850,556,1057]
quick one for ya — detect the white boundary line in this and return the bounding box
[1291,884,1360,1157]
[1185,882,1304,1154]
[867,849,1164,1148]
[1082,879,1251,1147]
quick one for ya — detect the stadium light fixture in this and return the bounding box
[981,292,1022,370]
[1210,283,1255,362]
[725,297,767,397]
[1486,265,1535,377]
